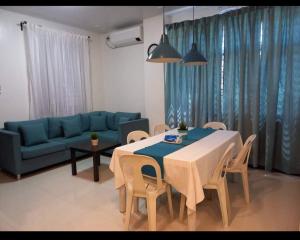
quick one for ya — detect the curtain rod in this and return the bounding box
[18,21,91,39]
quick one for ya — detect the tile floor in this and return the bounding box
[0,156,299,231]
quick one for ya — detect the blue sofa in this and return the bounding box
[0,111,149,179]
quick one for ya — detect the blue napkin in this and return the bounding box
[164,135,178,142]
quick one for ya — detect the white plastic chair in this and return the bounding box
[153,124,171,135]
[119,154,174,231]
[127,130,150,144]
[179,143,235,227]
[225,134,256,204]
[203,121,227,130]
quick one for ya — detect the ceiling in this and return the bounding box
[1,6,245,34]
[0,6,185,33]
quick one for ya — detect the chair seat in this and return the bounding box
[203,183,218,190]
[145,179,167,195]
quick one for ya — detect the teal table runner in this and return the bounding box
[134,128,216,178]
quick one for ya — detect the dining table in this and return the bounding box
[109,127,243,230]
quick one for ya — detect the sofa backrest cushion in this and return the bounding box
[4,118,49,145]
[113,112,141,130]
[20,123,48,146]
[4,118,49,134]
[48,114,81,139]
[90,115,108,131]
[61,118,82,138]
[106,112,116,130]
[115,112,141,121]
[116,117,130,129]
[80,111,106,132]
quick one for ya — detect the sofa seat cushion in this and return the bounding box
[50,134,90,148]
[21,141,66,160]
[83,130,120,145]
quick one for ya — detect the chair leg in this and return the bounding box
[133,197,139,214]
[119,187,126,213]
[166,185,174,219]
[224,177,231,218]
[179,193,186,222]
[216,184,229,227]
[241,170,250,204]
[124,190,133,230]
[146,194,157,231]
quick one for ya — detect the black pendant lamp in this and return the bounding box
[182,6,207,65]
[146,6,182,63]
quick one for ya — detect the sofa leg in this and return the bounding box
[16,174,21,180]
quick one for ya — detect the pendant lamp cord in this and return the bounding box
[163,6,165,35]
[193,6,195,43]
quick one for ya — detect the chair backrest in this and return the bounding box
[127,130,150,144]
[153,124,171,135]
[119,154,163,196]
[203,122,227,130]
[231,134,256,169]
[210,143,235,184]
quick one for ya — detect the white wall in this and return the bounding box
[97,36,145,116]
[95,14,165,134]
[143,15,165,134]
[0,9,102,128]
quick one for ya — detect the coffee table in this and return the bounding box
[70,140,119,182]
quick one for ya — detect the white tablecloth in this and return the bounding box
[109,128,243,214]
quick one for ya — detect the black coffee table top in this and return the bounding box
[70,140,119,154]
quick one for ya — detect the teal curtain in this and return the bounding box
[165,15,224,128]
[165,6,300,174]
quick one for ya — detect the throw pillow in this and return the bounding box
[61,118,82,138]
[90,115,108,131]
[48,117,63,138]
[20,123,48,146]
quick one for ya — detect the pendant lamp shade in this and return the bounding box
[146,6,182,63]
[182,43,207,65]
[146,34,182,63]
[182,6,207,65]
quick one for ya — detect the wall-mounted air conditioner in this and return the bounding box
[105,25,143,49]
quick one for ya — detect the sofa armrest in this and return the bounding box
[119,118,149,145]
[0,129,22,175]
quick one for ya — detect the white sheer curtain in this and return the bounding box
[24,23,92,119]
